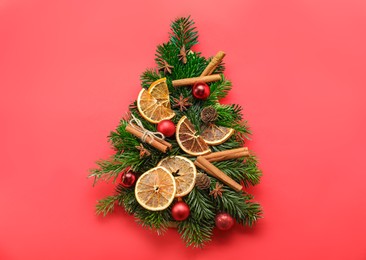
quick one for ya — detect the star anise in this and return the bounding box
[209,182,224,199]
[173,94,192,111]
[178,45,189,64]
[157,58,173,74]
[135,143,151,158]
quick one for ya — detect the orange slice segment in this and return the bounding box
[135,166,176,211]
[176,116,211,156]
[201,124,235,145]
[148,78,171,109]
[157,156,197,197]
[137,89,175,124]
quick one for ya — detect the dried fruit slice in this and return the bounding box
[135,166,176,211]
[157,156,197,197]
[137,89,175,124]
[201,124,235,145]
[176,116,211,156]
[148,78,171,109]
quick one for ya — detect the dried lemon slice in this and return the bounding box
[176,116,211,156]
[135,166,176,211]
[201,124,234,145]
[157,156,197,197]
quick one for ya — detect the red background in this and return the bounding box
[1,0,366,259]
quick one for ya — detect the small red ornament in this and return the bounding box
[121,171,136,188]
[215,212,234,231]
[192,82,210,99]
[171,201,190,221]
[157,119,176,137]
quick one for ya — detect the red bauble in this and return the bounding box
[192,82,210,99]
[121,171,136,188]
[215,212,235,231]
[171,201,190,221]
[157,119,176,137]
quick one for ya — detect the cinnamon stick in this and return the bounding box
[125,124,170,153]
[194,160,218,178]
[132,124,172,149]
[202,147,249,162]
[172,74,221,87]
[200,51,226,76]
[195,156,242,192]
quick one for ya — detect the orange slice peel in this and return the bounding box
[201,124,234,145]
[135,166,176,211]
[137,78,175,124]
[157,156,197,197]
[176,116,211,156]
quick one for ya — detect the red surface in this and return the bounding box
[1,0,366,259]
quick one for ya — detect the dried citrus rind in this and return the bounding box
[135,166,176,211]
[201,124,234,145]
[157,156,197,197]
[176,116,211,156]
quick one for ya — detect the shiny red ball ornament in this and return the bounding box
[157,119,176,137]
[171,201,190,221]
[192,82,210,99]
[215,212,235,231]
[121,171,136,188]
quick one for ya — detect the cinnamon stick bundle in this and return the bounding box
[125,124,171,153]
[172,74,221,87]
[200,51,226,76]
[194,156,242,192]
[202,147,250,162]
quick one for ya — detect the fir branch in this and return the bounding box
[186,188,216,221]
[177,188,216,248]
[177,217,214,248]
[216,186,262,226]
[116,184,139,214]
[216,103,243,122]
[89,159,126,184]
[213,157,262,187]
[170,16,198,50]
[155,42,179,75]
[242,156,262,187]
[134,208,171,235]
[242,200,262,226]
[205,77,232,104]
[184,104,204,133]
[140,69,161,89]
[114,150,148,171]
[215,104,251,134]
[168,52,207,83]
[210,135,242,151]
[96,195,118,217]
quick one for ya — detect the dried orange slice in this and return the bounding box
[157,156,197,197]
[137,89,175,124]
[201,124,235,145]
[148,78,171,109]
[176,116,211,156]
[135,166,176,211]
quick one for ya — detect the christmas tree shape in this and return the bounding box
[90,16,262,248]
